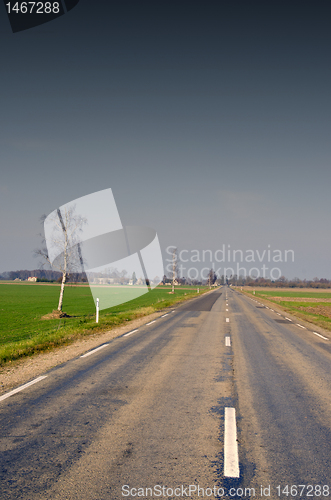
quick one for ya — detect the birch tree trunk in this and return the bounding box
[58,271,66,311]
[57,214,68,311]
[172,248,177,293]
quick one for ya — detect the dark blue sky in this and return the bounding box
[1,1,331,279]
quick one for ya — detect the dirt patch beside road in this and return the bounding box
[297,305,331,318]
[270,296,331,302]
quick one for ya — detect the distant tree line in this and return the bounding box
[0,269,88,283]
[2,269,331,288]
[226,275,331,288]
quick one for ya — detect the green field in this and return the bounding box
[239,287,331,332]
[0,283,210,365]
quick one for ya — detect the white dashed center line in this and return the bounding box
[224,407,240,478]
[124,329,139,337]
[226,318,230,323]
[225,336,231,346]
[0,376,47,402]
[81,344,109,357]
[161,314,169,318]
[313,332,329,340]
[146,320,156,325]
[296,324,306,329]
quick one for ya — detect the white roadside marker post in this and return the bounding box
[96,298,99,323]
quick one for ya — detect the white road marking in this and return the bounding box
[277,313,281,316]
[226,308,229,311]
[81,344,109,357]
[226,318,230,322]
[285,317,292,321]
[296,324,306,329]
[146,320,156,325]
[161,314,169,318]
[0,376,47,402]
[313,331,329,340]
[225,336,231,346]
[224,407,240,478]
[124,329,139,337]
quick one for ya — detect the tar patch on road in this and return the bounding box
[181,292,222,311]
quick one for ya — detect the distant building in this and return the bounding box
[97,278,115,285]
[165,279,181,285]
[28,277,37,282]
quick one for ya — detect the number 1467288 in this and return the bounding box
[276,485,330,497]
[6,2,60,14]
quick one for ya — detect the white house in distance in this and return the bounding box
[97,278,115,285]
[28,277,37,282]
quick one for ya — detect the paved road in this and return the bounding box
[0,287,330,499]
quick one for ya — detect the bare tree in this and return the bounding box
[171,247,179,293]
[36,206,86,312]
[207,268,217,288]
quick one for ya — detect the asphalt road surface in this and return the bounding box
[1,287,331,500]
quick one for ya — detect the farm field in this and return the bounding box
[0,282,210,364]
[237,286,331,332]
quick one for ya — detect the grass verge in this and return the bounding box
[236,287,331,333]
[0,284,212,365]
